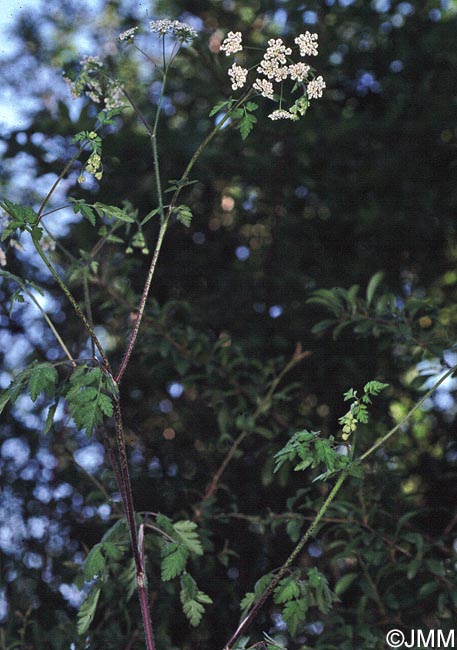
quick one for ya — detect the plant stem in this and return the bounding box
[32,238,111,371]
[223,470,349,650]
[112,399,155,650]
[360,361,457,461]
[222,362,457,648]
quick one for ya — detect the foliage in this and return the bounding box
[1,1,457,649]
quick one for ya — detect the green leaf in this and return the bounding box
[141,207,161,226]
[77,587,101,635]
[174,204,193,227]
[273,577,300,604]
[65,364,114,436]
[209,100,231,117]
[84,544,106,581]
[180,575,212,627]
[240,592,255,615]
[93,202,135,223]
[286,518,302,543]
[165,178,198,194]
[363,381,389,396]
[366,271,384,307]
[282,598,308,636]
[334,572,358,597]
[239,113,257,140]
[173,520,203,555]
[28,363,58,402]
[161,543,188,581]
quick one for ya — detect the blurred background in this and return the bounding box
[1,1,457,649]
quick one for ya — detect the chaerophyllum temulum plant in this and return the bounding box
[1,16,457,650]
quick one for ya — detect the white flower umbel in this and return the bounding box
[288,62,311,82]
[149,19,197,41]
[295,32,319,57]
[253,78,274,99]
[268,109,299,121]
[264,38,292,65]
[257,58,289,83]
[307,75,326,99]
[220,31,243,55]
[118,27,138,42]
[228,63,248,90]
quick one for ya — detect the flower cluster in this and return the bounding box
[228,63,248,91]
[64,55,127,111]
[220,31,243,56]
[149,19,198,41]
[219,29,325,120]
[118,27,138,42]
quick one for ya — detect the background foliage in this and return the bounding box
[1,1,457,649]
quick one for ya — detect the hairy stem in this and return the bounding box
[113,399,155,650]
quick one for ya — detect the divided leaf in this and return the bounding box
[28,363,58,402]
[180,574,212,627]
[77,587,101,635]
[65,364,114,436]
[161,543,188,581]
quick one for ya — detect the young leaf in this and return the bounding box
[240,592,256,615]
[28,363,58,402]
[366,271,384,307]
[84,544,106,581]
[273,577,300,604]
[161,543,188,581]
[65,365,114,436]
[173,520,203,555]
[180,574,212,627]
[282,598,308,636]
[77,586,101,635]
[93,202,135,223]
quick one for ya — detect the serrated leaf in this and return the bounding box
[161,543,188,581]
[28,363,58,402]
[273,577,300,604]
[239,114,257,140]
[173,520,203,555]
[93,202,135,223]
[240,592,255,614]
[84,544,105,581]
[65,364,113,436]
[180,575,211,627]
[282,598,308,636]
[77,587,100,635]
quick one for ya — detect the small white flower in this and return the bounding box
[257,59,289,83]
[118,27,138,42]
[307,75,326,99]
[228,62,248,90]
[288,62,311,82]
[295,32,319,57]
[253,78,275,99]
[0,248,6,267]
[264,38,292,65]
[80,55,103,69]
[268,109,299,121]
[149,19,197,41]
[220,31,243,55]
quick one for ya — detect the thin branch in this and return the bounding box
[36,145,86,224]
[32,237,111,371]
[222,470,349,650]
